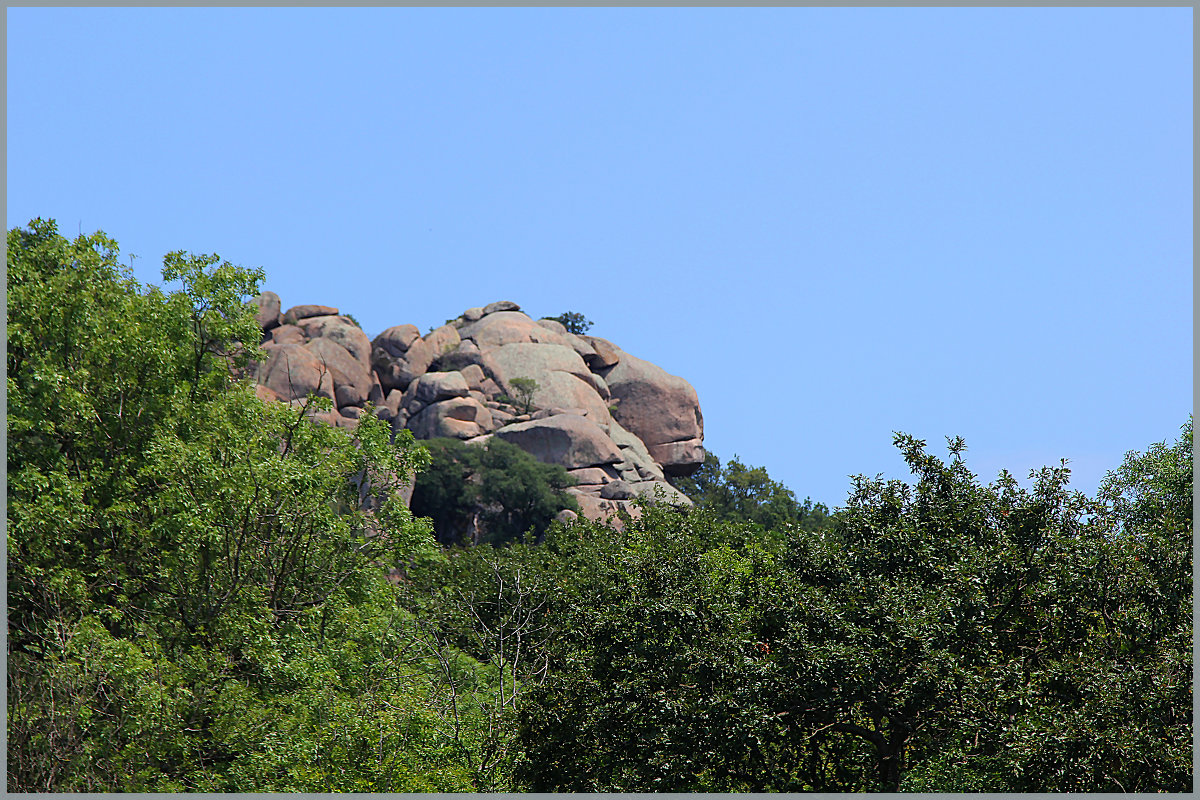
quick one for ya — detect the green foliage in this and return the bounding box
[670,451,832,533]
[409,437,578,546]
[399,541,579,790]
[512,431,1193,792]
[5,220,491,792]
[543,311,592,335]
[513,505,801,791]
[508,377,539,414]
[1097,417,1192,540]
[8,219,1189,793]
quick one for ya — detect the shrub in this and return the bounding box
[543,312,592,335]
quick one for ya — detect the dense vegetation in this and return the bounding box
[511,430,1192,791]
[409,436,577,546]
[669,450,833,534]
[7,221,491,790]
[8,220,1192,792]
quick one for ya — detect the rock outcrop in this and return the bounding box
[493,414,623,470]
[248,294,705,523]
[599,348,704,477]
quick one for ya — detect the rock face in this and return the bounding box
[306,337,372,409]
[282,304,339,325]
[408,396,494,440]
[493,414,623,470]
[254,291,283,330]
[600,349,704,476]
[248,297,704,522]
[257,343,335,402]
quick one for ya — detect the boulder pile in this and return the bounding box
[250,294,704,523]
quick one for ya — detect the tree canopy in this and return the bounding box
[409,436,577,546]
[7,220,489,791]
[511,427,1192,791]
[669,450,832,534]
[7,218,1190,792]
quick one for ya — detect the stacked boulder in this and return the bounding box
[251,294,383,429]
[250,295,704,523]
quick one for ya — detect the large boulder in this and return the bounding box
[459,311,571,351]
[646,439,706,473]
[600,479,638,500]
[306,337,373,409]
[538,319,598,360]
[400,336,436,375]
[629,479,693,507]
[483,300,521,315]
[493,415,623,470]
[408,396,494,440]
[424,323,461,359]
[537,373,613,423]
[254,383,280,403]
[269,324,306,345]
[482,342,591,387]
[382,388,404,417]
[580,335,621,370]
[602,350,704,476]
[460,363,486,390]
[405,371,470,408]
[282,304,338,325]
[253,291,282,330]
[298,315,371,367]
[372,335,435,393]
[535,318,567,335]
[480,343,612,422]
[373,324,421,358]
[430,339,486,373]
[563,331,598,362]
[608,419,666,481]
[257,343,335,402]
[566,465,621,486]
[567,490,642,529]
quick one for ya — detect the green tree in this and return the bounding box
[6,220,492,791]
[508,377,539,414]
[409,437,578,546]
[512,506,797,791]
[400,541,567,791]
[513,431,1193,792]
[670,451,832,533]
[544,311,592,335]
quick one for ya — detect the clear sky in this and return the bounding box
[7,7,1192,508]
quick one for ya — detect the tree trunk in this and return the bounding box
[877,728,906,791]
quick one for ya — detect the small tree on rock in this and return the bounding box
[546,312,592,335]
[509,377,539,414]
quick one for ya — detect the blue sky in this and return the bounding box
[8,7,1192,507]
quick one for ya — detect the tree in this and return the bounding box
[6,220,490,791]
[543,311,592,335]
[513,503,808,791]
[399,542,565,791]
[513,431,1193,792]
[409,437,578,546]
[669,451,831,533]
[507,377,539,414]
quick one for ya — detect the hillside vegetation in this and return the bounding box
[7,220,1192,792]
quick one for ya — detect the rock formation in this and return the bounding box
[249,293,704,524]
